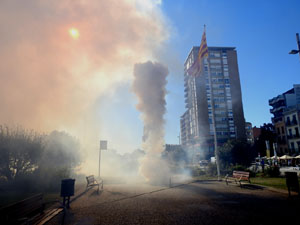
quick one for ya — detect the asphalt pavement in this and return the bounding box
[46,179,300,225]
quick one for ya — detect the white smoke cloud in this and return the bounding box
[132,61,170,183]
[0,0,169,133]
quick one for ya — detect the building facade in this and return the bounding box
[283,105,300,155]
[269,84,300,155]
[180,46,246,159]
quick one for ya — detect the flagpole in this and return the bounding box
[204,25,221,180]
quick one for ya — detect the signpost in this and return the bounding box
[99,140,107,178]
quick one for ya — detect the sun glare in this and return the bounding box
[69,28,79,39]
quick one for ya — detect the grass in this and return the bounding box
[251,177,300,190]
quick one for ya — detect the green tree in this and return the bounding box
[218,139,254,170]
[0,126,44,181]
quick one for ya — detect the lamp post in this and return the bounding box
[289,33,300,61]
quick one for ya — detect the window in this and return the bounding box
[277,128,280,134]
[281,127,285,134]
[210,65,222,70]
[295,127,299,137]
[209,52,221,58]
[213,89,225,95]
[291,142,295,149]
[216,124,228,128]
[292,115,297,124]
[210,59,221,64]
[215,110,226,115]
[223,59,228,64]
[214,97,225,103]
[214,103,225,108]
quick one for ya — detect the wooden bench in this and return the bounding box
[86,175,103,193]
[225,171,250,187]
[0,193,44,224]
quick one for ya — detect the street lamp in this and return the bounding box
[289,33,300,61]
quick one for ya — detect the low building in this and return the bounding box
[252,126,261,142]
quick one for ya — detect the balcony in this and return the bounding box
[286,120,298,126]
[287,134,300,139]
[269,95,284,106]
[270,106,285,114]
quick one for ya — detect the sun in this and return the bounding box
[69,28,79,39]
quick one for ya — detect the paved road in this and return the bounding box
[46,180,299,225]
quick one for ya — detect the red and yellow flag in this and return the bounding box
[187,29,208,76]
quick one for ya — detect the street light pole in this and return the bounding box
[289,33,300,61]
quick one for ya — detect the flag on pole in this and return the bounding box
[187,27,208,76]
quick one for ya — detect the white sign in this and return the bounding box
[100,140,107,150]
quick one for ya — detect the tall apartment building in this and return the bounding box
[180,46,246,159]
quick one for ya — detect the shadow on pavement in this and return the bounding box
[89,190,103,197]
[241,184,265,190]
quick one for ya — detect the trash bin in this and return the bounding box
[60,179,75,197]
[285,172,299,197]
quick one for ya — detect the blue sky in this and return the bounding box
[160,0,300,144]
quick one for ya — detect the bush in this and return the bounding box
[190,168,205,177]
[230,164,247,172]
[265,166,280,177]
[206,163,217,176]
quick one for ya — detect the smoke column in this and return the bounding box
[132,61,169,183]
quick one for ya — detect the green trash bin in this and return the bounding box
[60,179,75,208]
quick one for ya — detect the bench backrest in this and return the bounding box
[86,175,95,184]
[233,171,250,177]
[0,193,43,223]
